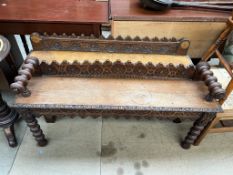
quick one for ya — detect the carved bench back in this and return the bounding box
[26,33,195,80]
[30,33,190,55]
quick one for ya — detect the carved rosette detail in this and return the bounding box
[112,61,126,74]
[67,61,81,75]
[102,60,112,74]
[38,59,195,79]
[89,61,103,75]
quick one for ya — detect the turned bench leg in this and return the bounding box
[24,114,48,147]
[193,115,221,146]
[181,113,216,149]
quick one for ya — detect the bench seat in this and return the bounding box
[13,76,221,113]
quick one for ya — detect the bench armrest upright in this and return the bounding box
[195,61,226,102]
[10,57,39,97]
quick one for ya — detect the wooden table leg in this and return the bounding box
[181,113,216,149]
[0,93,18,147]
[24,114,48,147]
[3,125,17,147]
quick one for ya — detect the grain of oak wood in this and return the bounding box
[14,77,220,112]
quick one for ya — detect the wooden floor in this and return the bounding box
[15,76,220,112]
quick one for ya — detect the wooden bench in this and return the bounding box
[9,33,224,149]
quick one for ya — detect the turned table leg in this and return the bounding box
[24,114,48,147]
[181,113,216,149]
[0,94,18,147]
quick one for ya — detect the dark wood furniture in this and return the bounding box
[110,0,230,58]
[0,36,18,147]
[0,0,109,55]
[0,0,108,35]
[8,33,225,149]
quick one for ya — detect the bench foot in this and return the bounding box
[181,113,215,149]
[24,114,48,147]
[173,118,182,123]
[44,115,57,123]
[4,125,17,147]
[181,141,191,149]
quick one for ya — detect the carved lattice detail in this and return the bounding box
[16,108,203,120]
[39,59,195,79]
[31,32,190,55]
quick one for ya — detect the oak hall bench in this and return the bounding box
[9,33,224,149]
